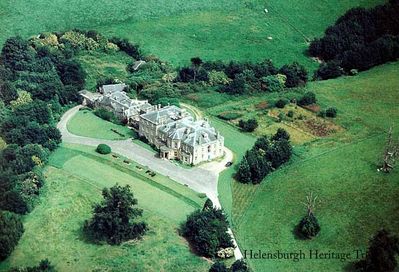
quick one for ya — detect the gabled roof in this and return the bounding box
[101,83,127,95]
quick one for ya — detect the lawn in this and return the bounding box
[0,0,384,71]
[67,109,136,140]
[0,144,209,272]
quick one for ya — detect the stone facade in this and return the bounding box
[80,84,224,165]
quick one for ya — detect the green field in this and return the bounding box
[0,0,384,70]
[220,63,399,272]
[67,109,135,140]
[0,144,209,271]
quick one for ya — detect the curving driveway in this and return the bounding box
[57,106,242,259]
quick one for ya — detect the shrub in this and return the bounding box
[287,110,294,118]
[298,92,316,106]
[217,112,242,121]
[96,144,111,155]
[208,70,230,86]
[238,119,258,132]
[0,211,24,261]
[231,259,250,272]
[325,107,337,118]
[262,75,284,92]
[9,259,56,272]
[275,99,288,108]
[297,213,320,239]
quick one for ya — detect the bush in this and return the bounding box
[298,92,316,106]
[8,259,56,272]
[238,119,258,132]
[217,112,242,121]
[297,213,320,239]
[262,75,285,92]
[209,262,228,272]
[275,99,288,108]
[0,211,24,261]
[96,144,111,155]
[325,107,337,118]
[287,110,294,118]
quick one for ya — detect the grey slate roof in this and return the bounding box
[101,83,127,95]
[140,105,186,124]
[159,118,222,147]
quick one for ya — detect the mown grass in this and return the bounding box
[0,0,383,71]
[67,109,135,140]
[0,144,208,271]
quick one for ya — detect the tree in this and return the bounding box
[209,261,228,272]
[231,259,250,272]
[313,61,344,80]
[0,81,18,104]
[0,211,24,260]
[236,156,252,183]
[58,59,86,90]
[83,184,147,245]
[261,75,285,92]
[238,119,258,132]
[181,208,234,257]
[272,128,290,141]
[191,57,203,82]
[356,229,399,272]
[296,192,320,239]
[279,62,308,88]
[275,99,287,108]
[378,127,399,173]
[298,92,317,106]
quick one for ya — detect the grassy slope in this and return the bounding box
[67,109,135,140]
[76,51,132,91]
[0,144,208,271]
[0,0,384,70]
[233,63,399,272]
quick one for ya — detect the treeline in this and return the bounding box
[310,0,399,80]
[176,58,308,94]
[0,31,89,261]
[236,128,292,184]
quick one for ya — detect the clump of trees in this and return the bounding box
[310,1,399,79]
[355,229,399,272]
[83,184,147,245]
[209,259,250,272]
[238,119,258,132]
[236,128,292,184]
[181,206,234,258]
[296,192,321,239]
[0,211,24,261]
[175,58,307,95]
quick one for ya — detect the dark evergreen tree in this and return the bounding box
[0,211,24,260]
[272,128,290,141]
[209,261,228,272]
[231,259,250,272]
[356,229,399,272]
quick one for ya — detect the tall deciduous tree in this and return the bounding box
[83,184,147,245]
